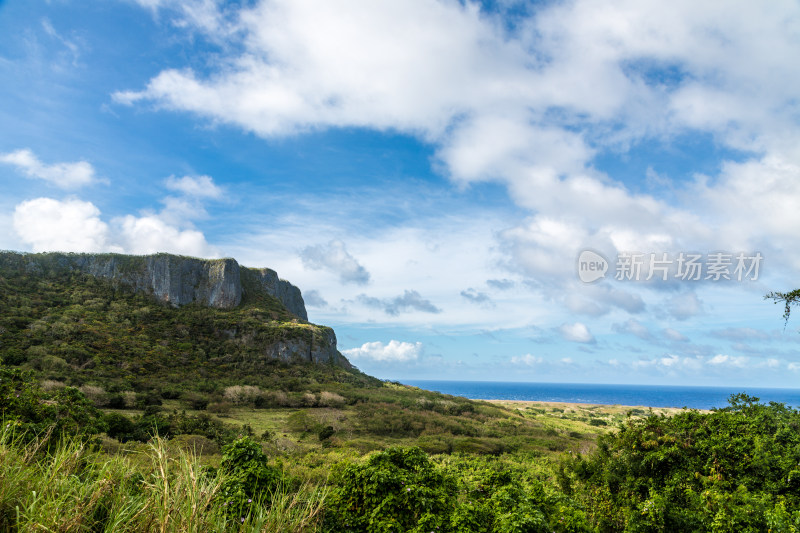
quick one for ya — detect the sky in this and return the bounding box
[2,0,800,388]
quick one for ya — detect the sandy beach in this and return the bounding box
[481,399,693,416]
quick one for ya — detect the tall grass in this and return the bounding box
[0,423,326,532]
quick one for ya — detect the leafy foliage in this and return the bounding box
[216,436,285,519]
[326,446,458,532]
[0,365,106,441]
[566,394,800,531]
[325,446,591,533]
[765,288,800,327]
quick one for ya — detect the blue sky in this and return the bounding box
[2,0,800,387]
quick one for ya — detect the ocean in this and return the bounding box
[401,380,800,410]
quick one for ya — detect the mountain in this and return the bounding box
[0,251,358,391]
[1,251,307,318]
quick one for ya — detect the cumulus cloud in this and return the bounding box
[12,197,216,257]
[300,240,370,285]
[632,354,704,373]
[118,0,800,353]
[342,340,423,362]
[358,290,441,316]
[708,354,749,368]
[115,214,216,256]
[558,322,595,344]
[1,149,97,188]
[511,354,543,365]
[13,197,114,252]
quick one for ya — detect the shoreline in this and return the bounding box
[480,398,692,414]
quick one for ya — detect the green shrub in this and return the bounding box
[326,446,457,532]
[0,364,106,442]
[318,426,335,441]
[216,436,284,519]
[568,394,800,531]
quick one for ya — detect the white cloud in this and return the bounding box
[13,198,115,252]
[511,353,543,365]
[558,322,595,344]
[226,202,537,329]
[303,289,327,308]
[118,0,800,282]
[11,197,216,257]
[115,214,217,257]
[632,354,705,373]
[712,327,771,342]
[708,354,749,368]
[0,149,97,188]
[342,340,423,363]
[662,328,689,342]
[461,288,493,307]
[165,175,223,198]
[128,0,235,37]
[357,290,441,316]
[664,291,704,320]
[300,240,370,285]
[612,318,652,340]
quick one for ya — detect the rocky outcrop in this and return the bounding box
[0,251,307,319]
[242,267,308,320]
[264,327,351,368]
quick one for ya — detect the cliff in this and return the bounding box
[0,251,308,319]
[0,251,350,369]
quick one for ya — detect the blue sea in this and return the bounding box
[401,380,800,410]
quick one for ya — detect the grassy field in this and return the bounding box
[100,392,683,469]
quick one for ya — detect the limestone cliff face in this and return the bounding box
[261,326,350,367]
[3,252,307,320]
[0,251,350,368]
[242,267,308,321]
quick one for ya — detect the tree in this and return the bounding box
[764,288,800,327]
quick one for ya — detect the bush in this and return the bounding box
[318,426,335,441]
[319,391,346,407]
[40,380,65,392]
[326,446,456,532]
[2,347,27,365]
[134,391,162,409]
[216,436,284,518]
[207,401,233,415]
[181,391,210,410]
[79,384,107,407]
[568,395,800,531]
[223,385,262,406]
[0,364,106,442]
[105,412,136,442]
